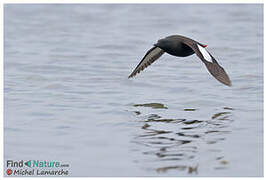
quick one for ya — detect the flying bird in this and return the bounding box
[128,35,232,86]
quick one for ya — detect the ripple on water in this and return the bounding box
[133,103,168,109]
[130,102,234,174]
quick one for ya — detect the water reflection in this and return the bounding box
[156,165,198,174]
[131,103,234,175]
[133,103,168,109]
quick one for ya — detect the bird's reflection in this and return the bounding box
[130,103,234,175]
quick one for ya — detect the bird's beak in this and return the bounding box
[202,44,207,48]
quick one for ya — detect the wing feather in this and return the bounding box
[183,41,232,86]
[128,46,164,78]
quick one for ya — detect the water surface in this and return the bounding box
[4,4,263,176]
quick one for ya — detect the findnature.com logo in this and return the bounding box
[6,160,69,176]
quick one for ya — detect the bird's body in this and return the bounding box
[155,35,195,57]
[128,35,232,86]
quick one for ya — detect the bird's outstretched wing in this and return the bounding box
[128,46,165,78]
[183,41,232,86]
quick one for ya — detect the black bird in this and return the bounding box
[128,35,232,86]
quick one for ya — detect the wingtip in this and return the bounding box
[225,83,232,87]
[221,78,232,87]
[128,74,135,79]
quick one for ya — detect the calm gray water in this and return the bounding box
[4,4,263,177]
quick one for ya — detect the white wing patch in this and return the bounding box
[197,44,212,62]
